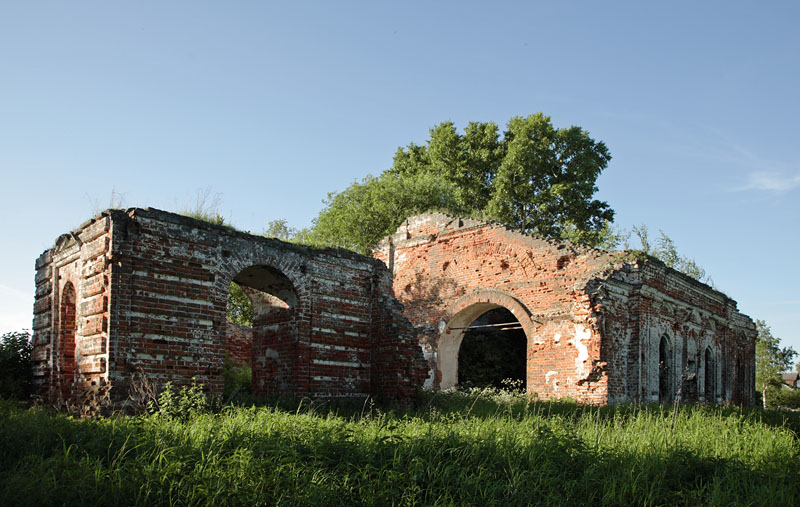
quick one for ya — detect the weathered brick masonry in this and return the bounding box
[31,208,425,408]
[375,214,756,405]
[32,208,756,408]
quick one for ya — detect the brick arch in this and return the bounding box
[217,250,308,302]
[213,248,313,329]
[437,289,536,389]
[215,249,311,397]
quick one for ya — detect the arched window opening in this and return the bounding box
[438,302,528,391]
[704,347,715,402]
[659,335,671,403]
[59,282,77,399]
[224,265,297,398]
[457,308,527,390]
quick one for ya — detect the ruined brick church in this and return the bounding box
[31,208,756,408]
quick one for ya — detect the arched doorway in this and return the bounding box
[658,335,671,402]
[59,282,77,400]
[438,292,533,391]
[224,264,298,398]
[457,308,526,389]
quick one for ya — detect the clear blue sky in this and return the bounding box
[2,2,798,353]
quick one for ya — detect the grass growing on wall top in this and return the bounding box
[1,390,799,506]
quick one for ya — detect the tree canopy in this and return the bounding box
[306,114,614,254]
[307,172,466,254]
[755,319,796,393]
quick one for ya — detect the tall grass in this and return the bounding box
[1,391,798,506]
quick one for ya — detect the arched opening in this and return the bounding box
[59,282,77,400]
[224,265,298,398]
[440,302,528,391]
[704,347,715,403]
[658,335,671,402]
[458,308,526,389]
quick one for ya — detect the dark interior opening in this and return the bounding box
[457,308,526,390]
[659,336,671,402]
[704,347,714,402]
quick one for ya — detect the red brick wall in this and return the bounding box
[32,208,425,409]
[30,209,755,409]
[224,322,252,367]
[376,213,756,405]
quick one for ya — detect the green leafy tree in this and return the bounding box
[484,114,612,239]
[264,219,296,241]
[226,283,253,326]
[308,172,466,254]
[755,319,796,405]
[310,114,614,253]
[0,330,33,400]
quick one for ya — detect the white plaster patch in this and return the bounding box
[319,311,365,322]
[313,359,361,368]
[553,333,561,343]
[573,323,591,376]
[545,371,560,392]
[422,343,436,389]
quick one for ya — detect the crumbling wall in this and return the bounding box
[376,213,616,404]
[30,208,755,409]
[32,208,425,409]
[376,213,757,405]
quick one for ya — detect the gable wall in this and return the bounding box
[376,214,616,404]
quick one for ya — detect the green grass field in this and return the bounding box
[1,390,799,506]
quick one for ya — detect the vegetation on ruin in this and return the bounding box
[621,224,712,284]
[2,387,799,506]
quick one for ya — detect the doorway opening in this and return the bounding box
[224,265,297,398]
[439,302,528,391]
[457,308,527,389]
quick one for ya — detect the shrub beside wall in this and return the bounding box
[0,331,32,400]
[769,386,800,409]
